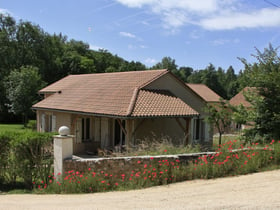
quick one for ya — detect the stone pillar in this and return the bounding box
[53,126,74,178]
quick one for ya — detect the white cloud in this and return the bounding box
[200,8,280,30]
[89,45,104,51]
[144,58,157,65]
[189,30,201,39]
[211,38,240,46]
[115,0,280,31]
[119,31,137,38]
[0,8,12,15]
[140,45,148,49]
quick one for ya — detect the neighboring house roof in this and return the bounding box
[186,84,221,102]
[229,87,254,108]
[33,69,199,118]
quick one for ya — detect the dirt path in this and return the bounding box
[1,170,280,210]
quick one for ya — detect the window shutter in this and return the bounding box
[41,114,45,132]
[76,118,82,143]
[51,115,56,132]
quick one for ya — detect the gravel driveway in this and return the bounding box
[1,169,280,210]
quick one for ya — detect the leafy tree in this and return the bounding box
[4,66,46,125]
[205,100,233,145]
[239,44,280,141]
[152,56,178,71]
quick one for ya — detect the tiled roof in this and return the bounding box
[33,70,199,117]
[131,89,199,117]
[186,84,221,102]
[230,87,254,107]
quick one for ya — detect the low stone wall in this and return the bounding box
[63,152,216,173]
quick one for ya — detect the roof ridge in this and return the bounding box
[138,69,169,89]
[126,88,140,116]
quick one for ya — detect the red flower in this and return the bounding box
[150,157,154,160]
[115,182,119,186]
[88,168,91,171]
[164,149,167,152]
[137,160,141,164]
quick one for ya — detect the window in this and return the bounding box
[41,114,56,132]
[193,118,205,141]
[82,118,91,141]
[75,117,92,143]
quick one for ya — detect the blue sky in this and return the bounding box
[1,0,280,73]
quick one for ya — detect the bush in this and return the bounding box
[0,132,13,184]
[0,131,53,189]
[10,131,53,188]
[26,120,37,130]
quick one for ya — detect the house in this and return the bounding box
[230,87,255,130]
[230,87,253,108]
[186,83,226,135]
[32,69,213,155]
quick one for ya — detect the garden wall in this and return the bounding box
[63,152,215,174]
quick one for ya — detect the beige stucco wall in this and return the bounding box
[133,117,190,145]
[37,110,71,133]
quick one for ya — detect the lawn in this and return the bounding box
[0,124,26,132]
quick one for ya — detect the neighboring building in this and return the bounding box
[230,87,253,108]
[33,69,213,155]
[230,87,255,130]
[186,83,226,135]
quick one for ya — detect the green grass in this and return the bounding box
[0,124,27,133]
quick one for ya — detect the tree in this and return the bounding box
[152,57,178,71]
[205,100,233,145]
[4,66,46,125]
[239,44,280,141]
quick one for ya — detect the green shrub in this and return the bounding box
[8,131,53,188]
[0,132,14,184]
[26,120,37,130]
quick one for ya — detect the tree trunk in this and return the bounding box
[219,133,222,146]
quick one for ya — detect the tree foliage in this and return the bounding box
[204,100,233,145]
[239,44,280,141]
[4,66,45,125]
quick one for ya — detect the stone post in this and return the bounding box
[53,126,74,179]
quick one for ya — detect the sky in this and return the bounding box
[1,0,280,73]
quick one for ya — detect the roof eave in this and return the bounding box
[32,107,199,119]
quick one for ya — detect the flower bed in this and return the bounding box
[35,139,280,193]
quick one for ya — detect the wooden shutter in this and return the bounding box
[51,115,56,132]
[41,114,45,132]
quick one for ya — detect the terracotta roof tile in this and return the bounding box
[230,87,255,107]
[34,70,198,117]
[131,89,199,117]
[186,83,222,102]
